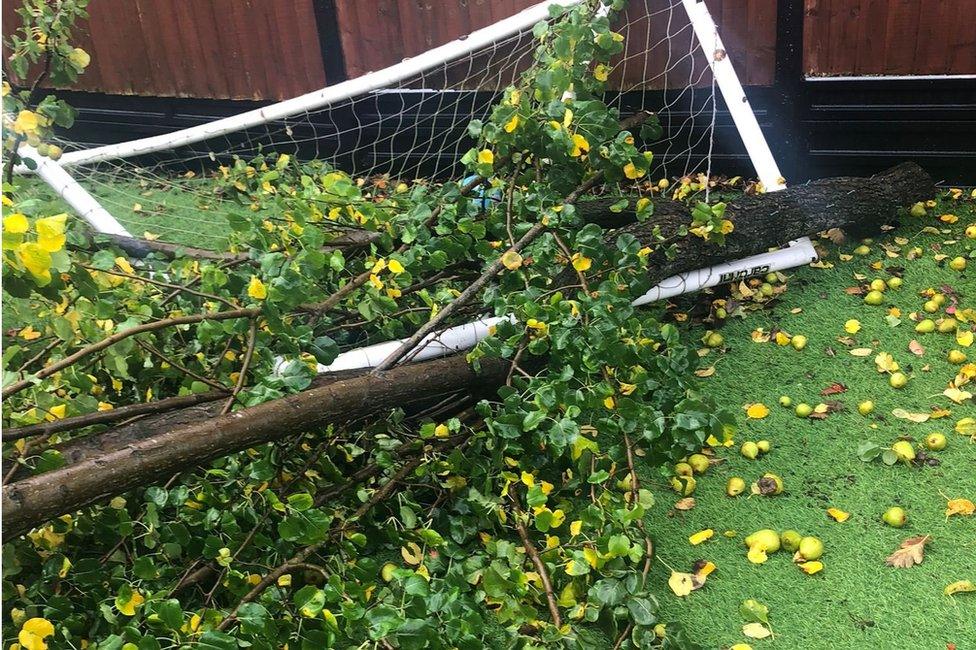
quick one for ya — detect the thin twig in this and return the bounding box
[136,340,231,393]
[511,491,562,628]
[2,308,259,400]
[81,264,238,309]
[220,320,258,415]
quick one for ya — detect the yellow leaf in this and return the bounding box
[115,256,134,275]
[603,396,616,409]
[668,571,695,597]
[798,560,823,575]
[720,219,735,234]
[247,276,267,300]
[401,542,423,565]
[18,325,41,340]
[19,617,55,650]
[13,110,39,134]
[593,63,610,81]
[387,259,405,275]
[943,387,972,404]
[875,351,899,373]
[570,133,590,157]
[850,348,873,357]
[826,508,850,523]
[477,149,494,165]
[35,213,67,253]
[730,646,754,650]
[844,319,861,334]
[277,574,292,587]
[97,401,114,411]
[583,546,601,569]
[774,331,792,346]
[956,417,976,437]
[696,561,716,578]
[520,471,535,487]
[957,330,974,347]
[944,580,975,596]
[946,498,975,518]
[623,162,645,180]
[501,250,523,270]
[742,623,772,639]
[688,529,714,545]
[695,366,716,378]
[3,212,28,234]
[15,242,52,285]
[434,423,449,438]
[570,520,582,537]
[571,252,592,271]
[47,404,67,420]
[892,408,930,423]
[503,114,520,133]
[116,590,145,616]
[745,403,769,419]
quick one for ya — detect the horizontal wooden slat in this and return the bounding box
[1,0,328,100]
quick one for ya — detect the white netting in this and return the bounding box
[42,0,725,248]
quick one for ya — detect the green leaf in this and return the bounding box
[156,599,183,630]
[740,598,770,624]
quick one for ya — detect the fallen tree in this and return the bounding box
[2,162,933,539]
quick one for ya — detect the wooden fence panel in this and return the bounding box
[1,0,328,100]
[804,0,976,75]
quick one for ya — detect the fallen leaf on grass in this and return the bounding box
[958,330,974,347]
[885,535,930,569]
[742,623,772,639]
[909,339,926,356]
[944,580,975,596]
[945,498,975,518]
[798,561,823,575]
[875,351,899,373]
[689,529,714,545]
[851,348,873,357]
[695,366,716,378]
[746,403,770,419]
[668,569,706,597]
[821,382,847,396]
[674,497,696,511]
[827,507,850,522]
[892,408,930,423]
[844,319,861,334]
[943,388,972,404]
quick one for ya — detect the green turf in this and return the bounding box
[13,170,975,647]
[18,173,230,251]
[639,196,976,649]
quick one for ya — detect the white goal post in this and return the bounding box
[17,0,817,374]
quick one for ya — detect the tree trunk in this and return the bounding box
[2,356,509,540]
[1,163,933,539]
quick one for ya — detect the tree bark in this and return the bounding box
[1,163,933,539]
[2,356,508,540]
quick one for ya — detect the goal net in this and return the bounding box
[20,0,815,367]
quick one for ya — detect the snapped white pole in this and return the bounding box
[16,0,583,174]
[17,144,132,237]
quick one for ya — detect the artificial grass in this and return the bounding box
[12,169,975,647]
[639,195,976,649]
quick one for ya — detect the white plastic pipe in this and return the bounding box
[631,239,817,306]
[16,0,583,174]
[17,144,132,237]
[315,315,512,373]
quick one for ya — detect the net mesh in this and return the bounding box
[49,0,725,249]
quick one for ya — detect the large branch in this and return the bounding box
[2,356,508,540]
[1,163,933,539]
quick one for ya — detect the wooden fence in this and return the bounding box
[2,1,973,100]
[803,0,976,76]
